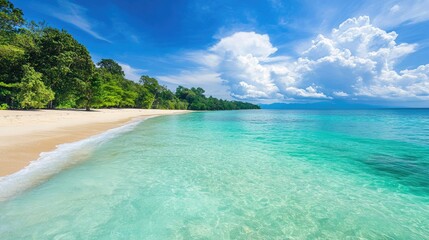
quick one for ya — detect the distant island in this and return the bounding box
[0,1,259,111]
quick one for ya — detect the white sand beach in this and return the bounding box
[0,109,189,176]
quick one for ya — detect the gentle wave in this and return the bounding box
[0,119,144,201]
[1,110,428,239]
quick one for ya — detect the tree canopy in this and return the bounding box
[97,59,125,77]
[16,64,54,109]
[0,0,23,33]
[0,0,260,111]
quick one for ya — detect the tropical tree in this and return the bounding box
[78,69,102,111]
[16,65,54,109]
[0,2,260,111]
[30,27,93,108]
[97,59,125,77]
[139,75,161,108]
[0,0,24,34]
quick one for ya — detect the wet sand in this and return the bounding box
[0,109,190,176]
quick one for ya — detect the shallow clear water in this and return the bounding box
[1,110,429,239]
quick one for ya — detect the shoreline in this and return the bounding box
[0,109,190,177]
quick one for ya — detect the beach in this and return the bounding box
[1,109,428,238]
[0,109,189,177]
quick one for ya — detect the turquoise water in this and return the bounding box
[1,110,429,239]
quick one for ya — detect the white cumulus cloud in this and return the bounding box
[209,32,282,100]
[161,16,429,105]
[211,32,277,60]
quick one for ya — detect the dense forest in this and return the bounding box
[0,0,259,111]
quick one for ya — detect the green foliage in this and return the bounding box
[175,85,260,110]
[137,76,189,110]
[0,0,24,33]
[29,27,94,108]
[0,44,25,84]
[119,79,139,107]
[0,79,19,108]
[139,75,160,108]
[77,68,102,111]
[140,75,160,95]
[136,86,155,109]
[97,59,125,77]
[16,65,54,109]
[0,103,8,109]
[96,69,124,108]
[0,2,259,111]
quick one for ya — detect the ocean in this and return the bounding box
[0,110,428,239]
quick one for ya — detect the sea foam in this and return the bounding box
[0,119,144,201]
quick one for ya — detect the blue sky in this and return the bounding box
[14,0,429,106]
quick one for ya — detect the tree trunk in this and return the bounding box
[85,98,91,111]
[85,99,91,111]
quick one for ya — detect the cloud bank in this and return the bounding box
[170,16,429,105]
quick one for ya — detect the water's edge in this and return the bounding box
[0,110,428,239]
[0,117,151,201]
